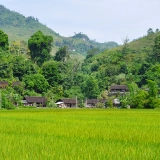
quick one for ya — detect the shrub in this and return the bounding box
[145,97,160,109]
[96,102,104,108]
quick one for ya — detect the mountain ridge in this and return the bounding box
[0,5,118,56]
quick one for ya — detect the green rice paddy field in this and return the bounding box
[0,109,160,160]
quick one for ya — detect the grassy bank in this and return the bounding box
[0,109,160,159]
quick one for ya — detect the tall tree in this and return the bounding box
[147,80,158,98]
[86,48,101,59]
[147,28,154,35]
[28,31,53,65]
[122,36,129,55]
[54,46,69,62]
[145,80,160,109]
[41,61,61,86]
[23,74,49,93]
[155,28,159,33]
[0,29,9,51]
[145,64,160,86]
[152,35,160,62]
[81,76,100,99]
[12,56,38,80]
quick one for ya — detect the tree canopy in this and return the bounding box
[41,61,61,87]
[0,29,9,51]
[23,74,49,93]
[54,46,69,62]
[28,31,53,65]
[152,35,160,62]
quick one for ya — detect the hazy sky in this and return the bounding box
[0,0,160,44]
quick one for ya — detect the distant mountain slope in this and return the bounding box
[82,30,160,81]
[126,32,160,54]
[0,5,118,56]
[0,5,59,39]
[110,31,160,54]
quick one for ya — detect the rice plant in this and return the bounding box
[0,109,160,160]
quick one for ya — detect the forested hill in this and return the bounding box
[111,29,160,54]
[0,5,118,56]
[1,20,160,109]
[82,29,160,90]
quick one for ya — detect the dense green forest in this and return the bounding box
[0,5,118,56]
[1,5,160,109]
[1,26,160,109]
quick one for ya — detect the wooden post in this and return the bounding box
[0,90,1,109]
[85,98,87,108]
[52,96,54,108]
[76,96,78,108]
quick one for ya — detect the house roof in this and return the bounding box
[87,99,107,104]
[24,96,47,103]
[0,81,8,85]
[110,85,128,90]
[57,98,77,104]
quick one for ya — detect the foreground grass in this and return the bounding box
[0,109,160,160]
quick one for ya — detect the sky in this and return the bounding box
[0,0,160,44]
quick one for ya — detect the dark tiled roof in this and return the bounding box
[110,85,128,90]
[58,98,77,104]
[0,81,8,85]
[99,99,107,103]
[87,99,107,104]
[24,96,47,103]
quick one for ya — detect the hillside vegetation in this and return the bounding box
[112,30,160,54]
[1,5,160,109]
[82,30,160,86]
[0,5,118,56]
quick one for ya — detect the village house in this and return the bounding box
[56,98,77,108]
[22,96,47,107]
[0,81,9,89]
[109,85,128,96]
[86,99,107,108]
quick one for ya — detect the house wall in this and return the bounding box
[65,104,76,108]
[0,84,8,88]
[86,103,96,108]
